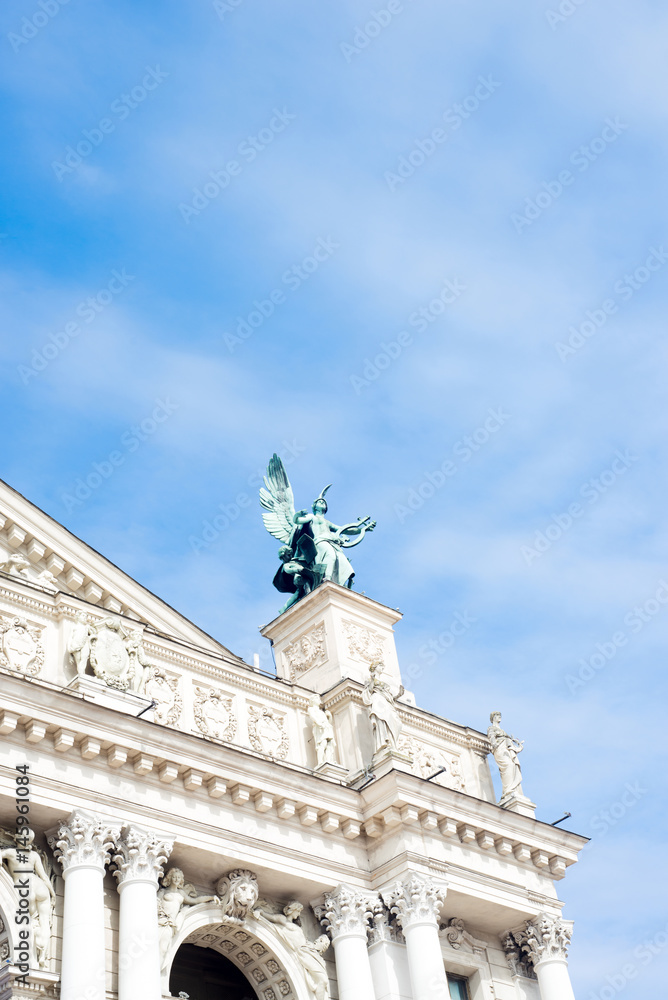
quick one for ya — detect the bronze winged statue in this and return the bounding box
[260,454,376,614]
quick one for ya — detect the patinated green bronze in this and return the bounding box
[260,454,376,613]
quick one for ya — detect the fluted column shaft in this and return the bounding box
[113,825,173,1000]
[48,810,119,1000]
[320,884,376,1000]
[384,873,448,1000]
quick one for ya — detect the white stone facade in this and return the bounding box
[0,479,585,999]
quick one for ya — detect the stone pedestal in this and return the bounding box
[65,675,155,720]
[499,791,537,819]
[371,746,413,777]
[261,582,404,693]
[315,760,349,780]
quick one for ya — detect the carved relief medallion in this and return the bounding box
[0,615,44,675]
[282,623,326,679]
[89,621,130,687]
[248,705,288,758]
[194,687,236,741]
[398,735,466,792]
[342,619,385,663]
[145,667,182,726]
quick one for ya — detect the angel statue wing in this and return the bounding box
[259,454,296,544]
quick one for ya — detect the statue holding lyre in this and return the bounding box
[260,454,376,613]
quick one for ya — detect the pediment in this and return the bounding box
[0,478,240,660]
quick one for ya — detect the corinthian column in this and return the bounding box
[384,873,448,1000]
[319,884,376,1000]
[47,809,120,1000]
[113,825,174,1000]
[522,913,575,1000]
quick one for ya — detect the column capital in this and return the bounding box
[47,808,120,874]
[382,872,447,929]
[112,824,174,888]
[317,884,376,940]
[522,912,573,965]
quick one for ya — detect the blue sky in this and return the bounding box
[2,0,667,993]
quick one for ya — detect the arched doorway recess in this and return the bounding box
[169,942,258,999]
[162,903,307,1000]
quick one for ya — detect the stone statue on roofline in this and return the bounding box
[363,660,404,754]
[487,711,525,801]
[260,453,376,614]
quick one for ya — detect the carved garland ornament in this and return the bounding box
[194,687,236,742]
[247,705,289,759]
[282,623,326,679]
[0,614,45,675]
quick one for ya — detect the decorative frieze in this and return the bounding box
[248,704,288,759]
[47,809,120,873]
[194,686,236,741]
[0,614,44,675]
[282,623,326,679]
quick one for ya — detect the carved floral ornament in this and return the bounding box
[0,613,44,675]
[500,913,572,978]
[319,884,376,939]
[383,872,448,929]
[47,809,120,872]
[248,704,289,759]
[194,686,236,741]
[112,825,174,886]
[282,622,326,679]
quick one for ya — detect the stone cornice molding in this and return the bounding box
[46,808,120,874]
[0,674,586,879]
[383,872,448,929]
[522,912,573,964]
[317,883,377,940]
[112,825,174,887]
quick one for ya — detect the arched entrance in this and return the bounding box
[169,942,258,999]
[162,902,307,1000]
